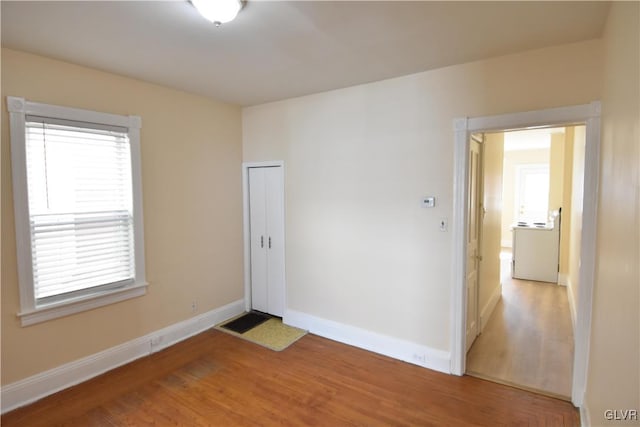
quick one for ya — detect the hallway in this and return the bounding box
[466,253,574,399]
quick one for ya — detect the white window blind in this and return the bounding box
[25,116,135,303]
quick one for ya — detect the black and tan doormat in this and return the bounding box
[216,313,307,351]
[221,311,270,334]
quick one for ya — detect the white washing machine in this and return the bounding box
[512,220,560,283]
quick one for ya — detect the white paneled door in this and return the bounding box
[248,166,285,316]
[466,138,482,352]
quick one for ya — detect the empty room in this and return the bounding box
[1,1,638,426]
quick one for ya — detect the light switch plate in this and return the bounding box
[421,197,436,208]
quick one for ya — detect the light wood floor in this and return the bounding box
[467,254,574,399]
[2,329,579,426]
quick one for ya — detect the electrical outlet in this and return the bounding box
[150,335,166,353]
[413,353,426,365]
[191,301,197,313]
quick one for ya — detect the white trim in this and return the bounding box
[1,299,244,414]
[450,117,469,375]
[7,96,135,128]
[6,96,147,326]
[558,273,569,287]
[571,102,601,406]
[479,282,502,332]
[284,309,451,374]
[129,119,147,291]
[241,161,286,313]
[467,104,589,133]
[452,102,601,407]
[566,277,577,331]
[7,97,35,312]
[18,283,147,327]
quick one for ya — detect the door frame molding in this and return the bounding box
[242,161,285,313]
[451,102,601,407]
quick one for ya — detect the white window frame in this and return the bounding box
[7,96,147,326]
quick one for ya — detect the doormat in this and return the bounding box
[221,311,270,334]
[216,315,307,351]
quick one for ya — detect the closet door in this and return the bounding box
[248,166,285,316]
[249,168,268,313]
[264,167,285,316]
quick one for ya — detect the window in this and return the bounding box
[7,97,147,326]
[515,164,550,223]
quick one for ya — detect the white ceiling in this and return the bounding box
[1,1,610,106]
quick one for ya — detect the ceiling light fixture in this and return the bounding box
[191,0,242,26]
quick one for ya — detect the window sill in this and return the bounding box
[17,282,148,327]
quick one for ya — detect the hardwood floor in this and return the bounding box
[467,252,574,399]
[2,329,579,426]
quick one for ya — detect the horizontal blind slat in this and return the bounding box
[35,263,133,283]
[33,249,133,270]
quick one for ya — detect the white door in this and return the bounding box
[248,166,285,316]
[466,138,482,352]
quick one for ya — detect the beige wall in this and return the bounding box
[243,39,603,351]
[1,49,244,384]
[500,148,550,247]
[586,2,640,424]
[549,132,565,213]
[478,132,503,323]
[567,126,586,313]
[559,127,575,278]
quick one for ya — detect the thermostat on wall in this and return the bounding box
[421,196,436,208]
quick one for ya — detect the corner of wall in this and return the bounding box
[284,309,451,375]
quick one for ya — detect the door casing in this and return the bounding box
[451,102,601,407]
[466,136,483,351]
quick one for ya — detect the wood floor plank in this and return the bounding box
[2,330,579,426]
[467,269,574,399]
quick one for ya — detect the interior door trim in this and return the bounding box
[242,161,286,314]
[451,102,601,408]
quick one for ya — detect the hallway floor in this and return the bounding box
[466,251,574,399]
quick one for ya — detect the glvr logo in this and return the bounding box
[604,409,638,421]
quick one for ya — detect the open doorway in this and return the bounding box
[451,102,601,407]
[464,126,586,400]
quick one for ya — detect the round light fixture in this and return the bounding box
[191,0,242,26]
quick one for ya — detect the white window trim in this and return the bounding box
[7,96,147,326]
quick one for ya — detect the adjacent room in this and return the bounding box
[1,1,638,426]
[466,126,586,400]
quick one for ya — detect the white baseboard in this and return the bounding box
[480,283,502,332]
[1,299,244,414]
[558,273,568,286]
[566,277,577,331]
[284,309,450,374]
